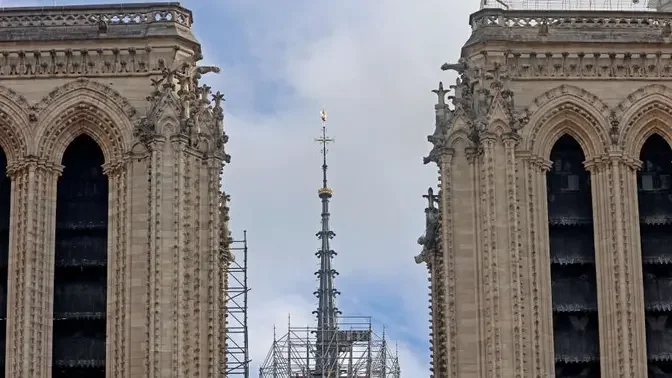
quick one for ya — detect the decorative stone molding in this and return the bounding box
[102,157,131,378]
[214,177,229,377]
[426,59,526,165]
[469,9,672,49]
[437,155,457,378]
[516,153,556,376]
[523,85,610,159]
[504,137,526,378]
[500,51,672,80]
[4,156,61,378]
[0,47,169,79]
[614,84,672,155]
[471,9,672,31]
[0,86,31,164]
[32,78,137,164]
[136,63,230,162]
[582,153,649,378]
[479,139,503,378]
[0,4,192,29]
[33,77,136,118]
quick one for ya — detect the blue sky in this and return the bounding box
[2,0,475,375]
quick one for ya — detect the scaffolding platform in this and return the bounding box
[258,316,400,378]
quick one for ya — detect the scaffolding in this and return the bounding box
[226,231,251,377]
[480,0,658,10]
[258,316,401,378]
[257,111,402,377]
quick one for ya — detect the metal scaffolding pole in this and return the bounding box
[226,231,251,377]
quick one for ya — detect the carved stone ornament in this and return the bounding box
[133,117,157,148]
[218,190,233,262]
[415,188,440,264]
[136,63,231,161]
[608,111,620,145]
[425,57,521,165]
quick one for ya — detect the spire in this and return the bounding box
[313,108,341,376]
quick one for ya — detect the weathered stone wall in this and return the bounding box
[421,8,672,378]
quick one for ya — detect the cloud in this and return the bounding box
[203,0,476,375]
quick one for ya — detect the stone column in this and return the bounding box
[127,136,166,378]
[435,149,454,378]
[148,137,166,378]
[586,154,647,378]
[517,152,554,378]
[169,135,192,378]
[502,134,525,378]
[5,157,61,378]
[169,135,215,378]
[204,157,225,378]
[476,137,501,378]
[102,158,131,378]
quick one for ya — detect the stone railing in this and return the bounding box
[480,0,650,11]
[470,8,672,30]
[0,2,192,29]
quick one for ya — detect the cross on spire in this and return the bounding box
[315,109,335,190]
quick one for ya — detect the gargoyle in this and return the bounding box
[175,64,221,90]
[441,58,467,74]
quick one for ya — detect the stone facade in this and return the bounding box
[420,7,672,378]
[0,3,230,378]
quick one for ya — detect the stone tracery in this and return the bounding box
[33,79,136,165]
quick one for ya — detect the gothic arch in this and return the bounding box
[143,91,182,137]
[446,129,471,150]
[523,85,610,161]
[488,119,509,138]
[0,86,31,166]
[33,79,137,164]
[528,104,607,161]
[615,85,672,157]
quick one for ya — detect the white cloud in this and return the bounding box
[204,0,477,375]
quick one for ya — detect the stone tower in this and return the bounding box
[419,4,672,378]
[0,3,230,378]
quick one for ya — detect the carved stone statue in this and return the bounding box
[415,188,440,264]
[133,117,157,148]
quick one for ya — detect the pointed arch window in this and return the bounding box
[546,135,600,377]
[52,135,107,378]
[637,134,672,375]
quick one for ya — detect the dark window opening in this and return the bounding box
[547,135,600,377]
[52,135,107,378]
[638,134,672,376]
